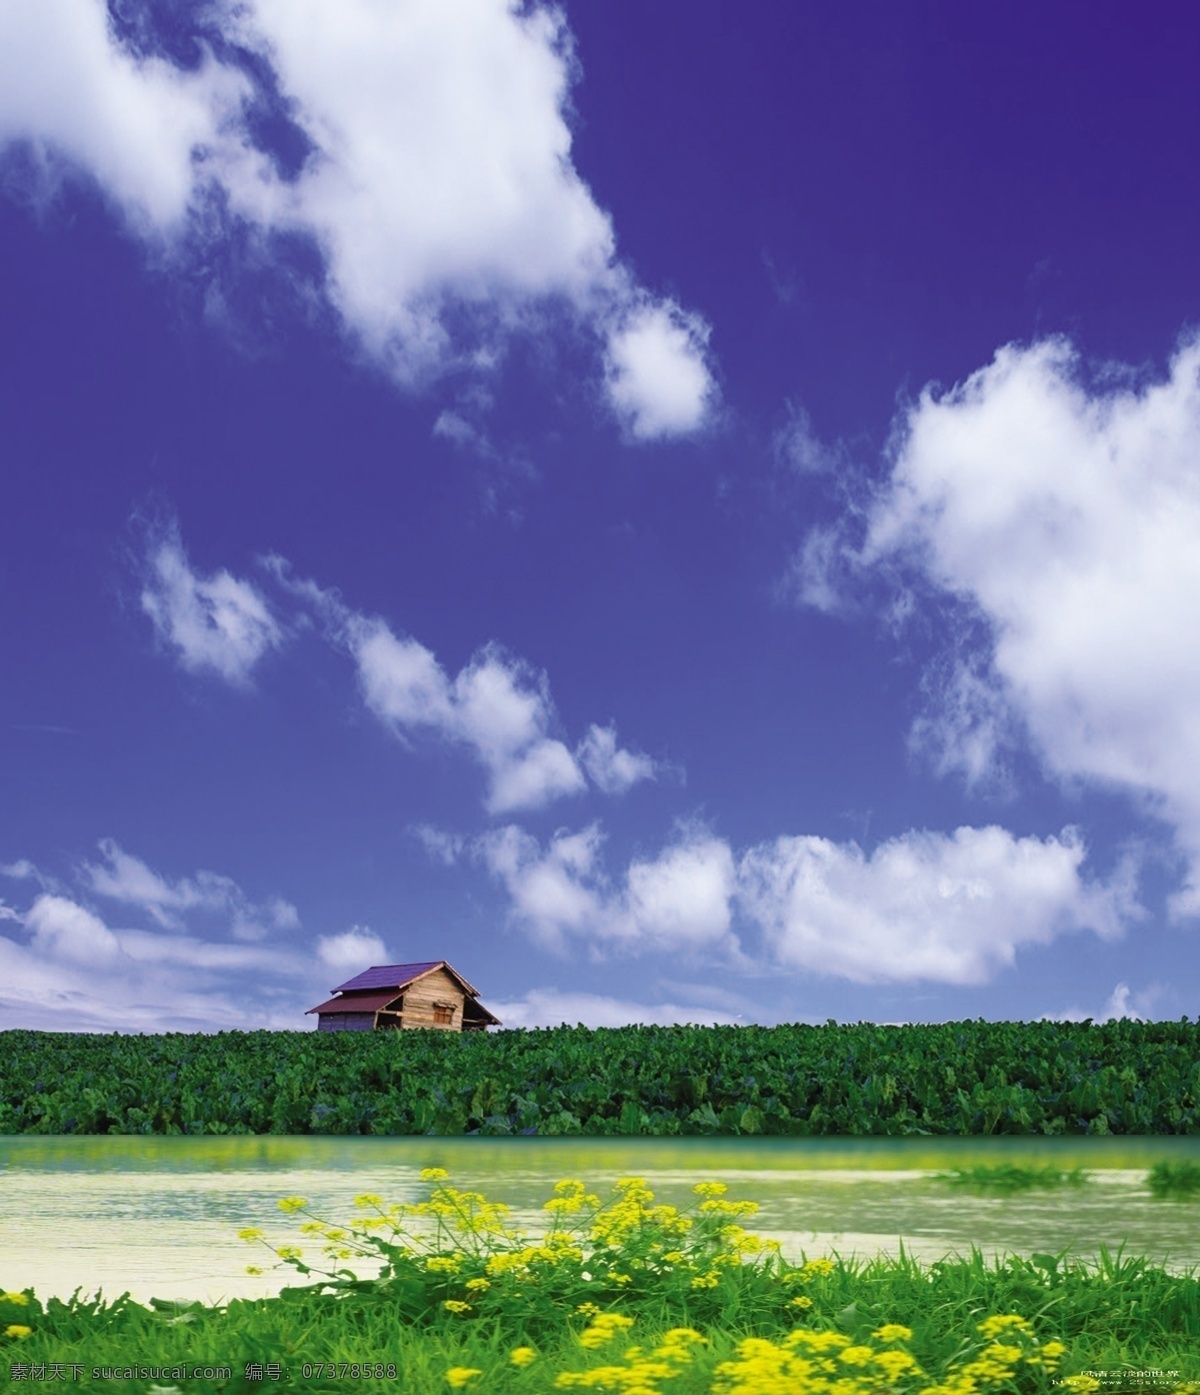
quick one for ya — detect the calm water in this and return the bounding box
[3,1136,1199,1306]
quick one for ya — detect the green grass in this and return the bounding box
[4,1172,1200,1393]
[1147,1161,1200,1198]
[935,1163,1091,1192]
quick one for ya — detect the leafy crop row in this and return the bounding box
[1,1018,1198,1135]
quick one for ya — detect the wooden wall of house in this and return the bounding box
[399,967,465,1030]
[318,1012,376,1031]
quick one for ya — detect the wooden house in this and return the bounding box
[306,961,501,1032]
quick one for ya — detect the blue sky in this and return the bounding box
[3,1,1199,1033]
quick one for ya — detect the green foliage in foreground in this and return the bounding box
[935,1165,1091,1192]
[2,1017,1200,1135]
[3,1172,1200,1394]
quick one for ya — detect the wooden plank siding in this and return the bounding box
[393,966,464,1029]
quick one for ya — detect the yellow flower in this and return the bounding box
[444,1367,481,1388]
[442,1300,472,1314]
[353,1193,383,1208]
[237,1228,265,1242]
[788,1295,813,1309]
[464,1278,490,1292]
[425,1256,463,1274]
[4,1325,32,1340]
[245,1265,264,1276]
[2,1293,29,1306]
[510,1348,537,1366]
[839,1345,875,1366]
[977,1313,1033,1339]
[1041,1340,1066,1359]
[693,1181,728,1197]
[276,1246,303,1261]
[421,1167,451,1182]
[277,1196,308,1213]
[873,1323,913,1342]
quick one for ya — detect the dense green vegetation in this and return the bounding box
[2,1018,1199,1135]
[4,1171,1200,1393]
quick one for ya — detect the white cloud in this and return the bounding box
[862,334,1200,912]
[627,835,736,949]
[1,855,313,1031]
[490,987,740,1029]
[142,531,283,687]
[478,823,611,951]
[1044,981,1150,1024]
[26,894,122,965]
[350,618,585,813]
[0,0,714,433]
[481,818,1136,985]
[84,838,299,941]
[478,823,739,956]
[604,300,715,440]
[577,724,656,795]
[411,824,465,866]
[316,925,389,973]
[0,0,251,232]
[738,824,1132,986]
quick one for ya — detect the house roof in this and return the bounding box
[332,961,481,997]
[306,990,404,1015]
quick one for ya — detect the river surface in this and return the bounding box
[3,1136,1199,1306]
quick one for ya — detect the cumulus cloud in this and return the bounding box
[0,0,715,434]
[478,822,740,957]
[316,925,389,974]
[490,987,740,1029]
[0,0,251,231]
[861,334,1200,912]
[604,301,715,440]
[141,530,283,687]
[480,818,1136,984]
[84,838,298,941]
[739,824,1132,985]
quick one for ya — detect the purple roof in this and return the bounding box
[306,989,404,1015]
[332,961,444,993]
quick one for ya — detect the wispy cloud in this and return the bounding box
[141,527,283,688]
[0,859,310,1033]
[265,557,657,814]
[0,0,715,437]
[84,838,298,941]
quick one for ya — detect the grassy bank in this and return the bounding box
[3,1171,1199,1393]
[3,1018,1200,1135]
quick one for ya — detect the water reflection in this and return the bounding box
[3,1137,1198,1306]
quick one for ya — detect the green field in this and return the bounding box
[2,1018,1198,1135]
